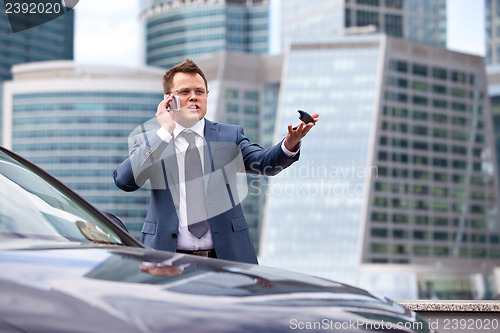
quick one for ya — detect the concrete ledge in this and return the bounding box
[399,300,500,312]
[398,301,500,333]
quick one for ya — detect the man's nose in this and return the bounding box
[189,93,198,101]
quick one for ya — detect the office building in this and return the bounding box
[0,7,74,82]
[0,6,74,145]
[280,0,446,50]
[2,61,164,238]
[486,0,500,65]
[140,0,269,69]
[260,35,500,300]
[196,51,282,251]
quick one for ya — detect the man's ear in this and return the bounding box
[164,93,168,99]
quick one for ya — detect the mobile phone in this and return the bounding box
[169,96,180,111]
[292,110,314,130]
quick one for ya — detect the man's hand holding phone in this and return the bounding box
[155,95,178,134]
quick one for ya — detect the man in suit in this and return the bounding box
[114,59,318,264]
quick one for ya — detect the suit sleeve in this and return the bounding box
[113,130,171,191]
[237,126,299,176]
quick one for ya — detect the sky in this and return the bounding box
[74,0,485,67]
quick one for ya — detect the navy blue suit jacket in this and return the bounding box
[114,119,299,264]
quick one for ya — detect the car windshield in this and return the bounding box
[0,149,125,248]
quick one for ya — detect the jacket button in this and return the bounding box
[171,233,177,239]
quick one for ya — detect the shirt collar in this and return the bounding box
[173,118,205,139]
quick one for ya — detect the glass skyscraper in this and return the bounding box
[2,61,164,238]
[280,0,446,51]
[140,0,269,68]
[486,0,500,65]
[0,4,74,145]
[260,35,500,300]
[0,5,74,82]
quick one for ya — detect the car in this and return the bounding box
[0,146,434,332]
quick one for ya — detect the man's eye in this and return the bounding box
[195,89,205,95]
[179,90,191,95]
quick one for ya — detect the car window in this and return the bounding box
[0,151,124,247]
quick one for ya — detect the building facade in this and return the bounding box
[0,6,74,82]
[140,0,269,69]
[260,35,500,300]
[2,61,164,238]
[280,0,446,50]
[486,0,500,65]
[0,5,74,145]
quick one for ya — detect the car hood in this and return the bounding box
[0,247,429,332]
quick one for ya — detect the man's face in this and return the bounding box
[165,72,208,128]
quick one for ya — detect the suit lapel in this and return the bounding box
[203,119,219,174]
[203,119,219,192]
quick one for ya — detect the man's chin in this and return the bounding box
[176,115,202,128]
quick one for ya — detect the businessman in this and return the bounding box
[114,59,318,264]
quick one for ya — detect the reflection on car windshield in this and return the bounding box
[0,151,123,246]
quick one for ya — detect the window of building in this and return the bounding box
[452,70,467,83]
[412,110,428,120]
[371,228,388,238]
[373,197,388,207]
[433,232,448,241]
[432,67,447,80]
[433,143,447,153]
[413,185,429,195]
[244,91,259,101]
[433,128,447,138]
[414,245,429,256]
[374,181,389,192]
[413,141,428,150]
[433,99,447,109]
[413,170,429,180]
[413,64,428,76]
[372,243,388,254]
[451,87,467,98]
[413,96,428,105]
[413,155,428,165]
[413,81,428,91]
[393,244,409,254]
[392,183,409,193]
[225,89,239,99]
[372,212,388,222]
[356,10,380,27]
[413,216,429,225]
[434,246,449,256]
[393,213,408,224]
[244,105,259,115]
[433,172,448,182]
[433,217,448,226]
[471,249,486,258]
[432,84,447,95]
[392,138,408,148]
[385,0,403,9]
[389,59,407,73]
[393,229,408,239]
[226,103,239,113]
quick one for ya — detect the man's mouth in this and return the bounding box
[187,105,199,110]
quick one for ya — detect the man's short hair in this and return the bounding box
[163,59,208,94]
